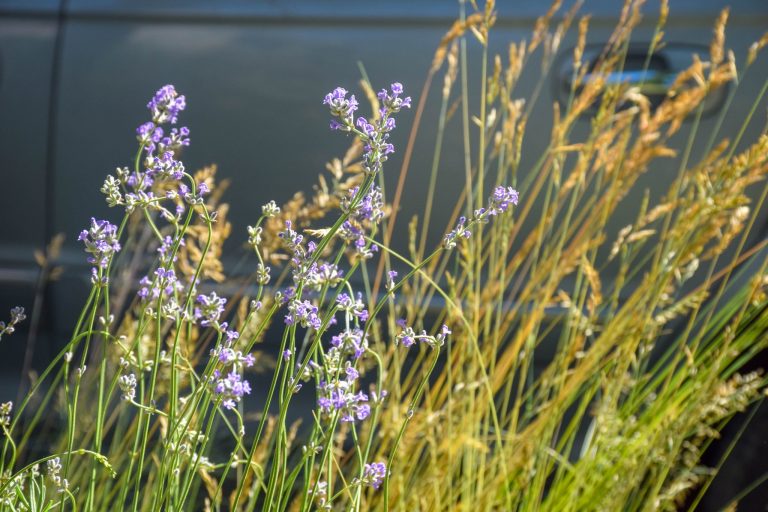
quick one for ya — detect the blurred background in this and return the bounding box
[1,1,767,508]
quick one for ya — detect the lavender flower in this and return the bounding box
[378,82,411,113]
[325,82,410,175]
[213,370,252,410]
[330,328,369,359]
[0,401,12,428]
[341,186,385,224]
[396,324,450,349]
[114,85,192,219]
[78,218,121,282]
[215,347,254,367]
[306,262,343,291]
[119,374,137,401]
[157,235,184,264]
[323,87,358,130]
[488,186,520,215]
[336,293,369,323]
[157,126,190,153]
[208,340,254,410]
[361,462,388,490]
[136,122,163,148]
[285,299,322,330]
[147,151,185,181]
[317,378,370,423]
[137,267,182,303]
[443,216,472,249]
[386,270,398,291]
[147,84,186,125]
[194,292,227,327]
[262,200,280,217]
[443,186,520,250]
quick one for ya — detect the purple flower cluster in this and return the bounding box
[335,292,369,323]
[443,216,472,250]
[78,217,121,283]
[136,123,190,156]
[147,150,185,181]
[102,85,199,220]
[396,323,451,349]
[137,267,183,303]
[378,82,411,113]
[443,186,520,250]
[338,186,385,257]
[312,290,379,421]
[317,371,370,423]
[330,327,368,359]
[285,299,322,331]
[343,186,384,224]
[194,292,227,328]
[147,84,186,125]
[323,87,358,130]
[324,82,411,175]
[213,370,251,410]
[487,186,520,216]
[361,462,387,490]
[277,220,317,286]
[156,235,184,265]
[209,331,254,410]
[306,262,343,291]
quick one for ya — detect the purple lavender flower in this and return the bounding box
[147,151,185,181]
[356,117,376,137]
[377,82,412,113]
[317,378,370,423]
[397,326,417,348]
[137,267,183,304]
[396,324,449,349]
[157,235,184,264]
[78,218,121,281]
[341,186,384,224]
[306,262,343,290]
[488,186,520,216]
[158,126,190,153]
[337,185,386,257]
[213,370,252,410]
[147,84,186,125]
[194,292,227,327]
[330,328,368,359]
[325,82,410,175]
[336,292,368,323]
[285,299,322,330]
[136,122,163,149]
[214,347,253,367]
[323,87,358,130]
[443,216,472,249]
[386,270,398,291]
[361,462,387,490]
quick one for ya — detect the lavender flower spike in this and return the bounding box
[78,218,121,282]
[147,84,186,125]
[488,186,520,216]
[361,462,388,490]
[323,87,358,130]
